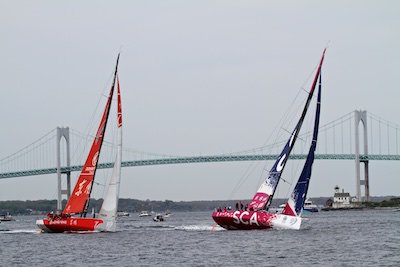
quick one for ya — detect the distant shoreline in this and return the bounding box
[1,196,398,215]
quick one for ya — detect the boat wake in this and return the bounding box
[0,229,39,234]
[124,224,224,232]
[124,224,175,231]
[174,224,225,231]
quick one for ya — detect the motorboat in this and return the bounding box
[0,213,15,221]
[117,211,130,217]
[303,199,319,212]
[139,211,151,217]
[153,214,164,222]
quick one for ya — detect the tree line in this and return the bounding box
[1,196,398,215]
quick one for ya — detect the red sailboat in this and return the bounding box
[36,54,123,233]
[212,49,326,230]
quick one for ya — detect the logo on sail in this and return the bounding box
[75,179,87,196]
[92,152,99,166]
[276,154,286,172]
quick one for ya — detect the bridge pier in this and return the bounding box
[56,127,71,211]
[354,110,370,202]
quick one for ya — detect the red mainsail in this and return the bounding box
[63,56,120,215]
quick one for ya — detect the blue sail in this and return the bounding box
[248,49,326,211]
[286,71,322,215]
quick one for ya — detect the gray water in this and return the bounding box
[0,209,399,266]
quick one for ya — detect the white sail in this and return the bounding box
[97,77,123,232]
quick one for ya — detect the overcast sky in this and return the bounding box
[1,0,399,202]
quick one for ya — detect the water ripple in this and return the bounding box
[0,209,399,266]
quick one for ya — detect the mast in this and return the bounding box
[62,54,120,215]
[247,49,326,211]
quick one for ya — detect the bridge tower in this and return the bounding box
[354,110,370,202]
[56,127,71,211]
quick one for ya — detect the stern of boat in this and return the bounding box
[271,214,302,230]
[36,219,52,233]
[94,218,116,232]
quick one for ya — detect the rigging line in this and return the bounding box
[72,129,121,158]
[260,70,311,153]
[318,116,353,132]
[284,91,311,136]
[325,118,352,130]
[93,180,106,187]
[282,176,293,199]
[235,140,284,155]
[293,116,352,144]
[70,129,90,167]
[319,112,354,129]
[79,67,115,166]
[88,69,115,129]
[229,160,260,199]
[298,55,320,96]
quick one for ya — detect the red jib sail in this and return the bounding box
[117,77,122,128]
[63,56,120,215]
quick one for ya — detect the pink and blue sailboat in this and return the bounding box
[212,49,326,230]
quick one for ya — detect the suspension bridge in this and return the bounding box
[1,110,399,208]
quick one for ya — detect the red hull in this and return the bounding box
[36,217,103,233]
[212,210,276,230]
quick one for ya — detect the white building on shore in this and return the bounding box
[325,186,361,209]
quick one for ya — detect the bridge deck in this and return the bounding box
[1,154,399,179]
